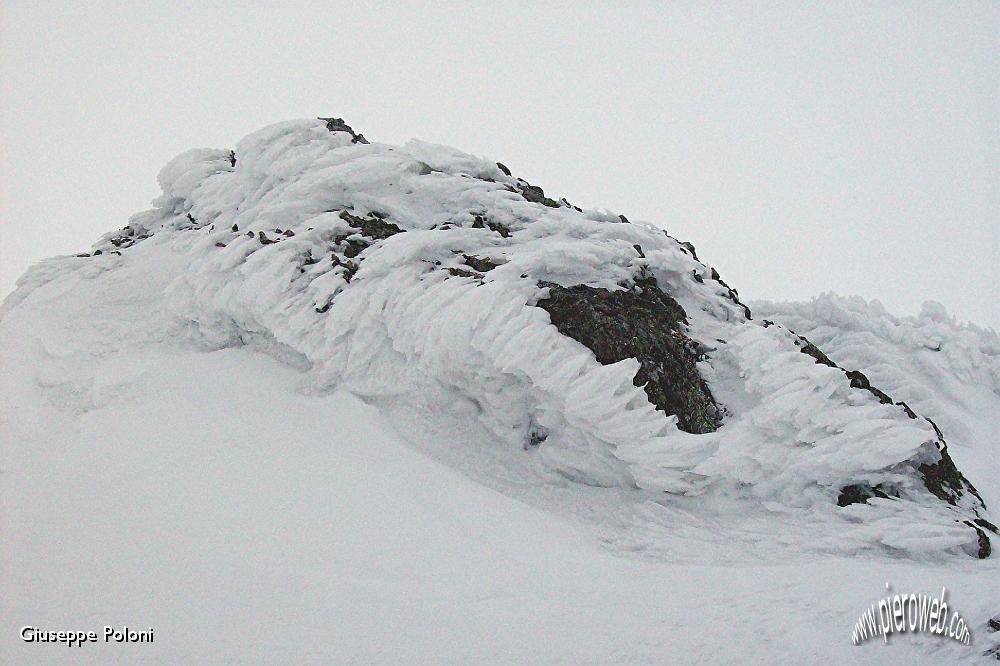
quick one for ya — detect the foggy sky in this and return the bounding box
[2,1,997,328]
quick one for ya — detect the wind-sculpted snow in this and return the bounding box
[4,119,994,559]
[754,294,1000,510]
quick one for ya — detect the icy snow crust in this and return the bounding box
[5,119,992,559]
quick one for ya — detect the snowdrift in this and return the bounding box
[4,118,995,559]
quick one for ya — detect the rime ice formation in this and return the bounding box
[5,118,995,559]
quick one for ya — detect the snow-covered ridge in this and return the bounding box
[754,294,1000,510]
[3,118,994,559]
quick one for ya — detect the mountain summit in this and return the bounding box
[4,118,995,561]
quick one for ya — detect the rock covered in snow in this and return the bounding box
[4,117,995,559]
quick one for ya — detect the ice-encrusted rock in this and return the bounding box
[4,118,994,558]
[538,278,721,435]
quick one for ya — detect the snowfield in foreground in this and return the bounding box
[2,119,999,663]
[1,264,997,664]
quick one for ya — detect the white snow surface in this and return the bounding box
[3,120,998,663]
[753,294,1000,511]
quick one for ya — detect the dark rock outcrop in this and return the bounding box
[837,483,893,507]
[536,277,721,434]
[513,180,561,208]
[335,210,404,259]
[462,255,499,273]
[338,210,403,241]
[319,117,369,144]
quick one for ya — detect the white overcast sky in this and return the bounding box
[2,2,998,328]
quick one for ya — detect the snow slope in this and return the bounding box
[2,257,998,664]
[3,119,999,662]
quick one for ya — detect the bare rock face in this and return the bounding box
[537,278,721,434]
[318,117,369,144]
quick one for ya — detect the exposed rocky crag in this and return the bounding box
[538,278,721,435]
[10,117,994,559]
